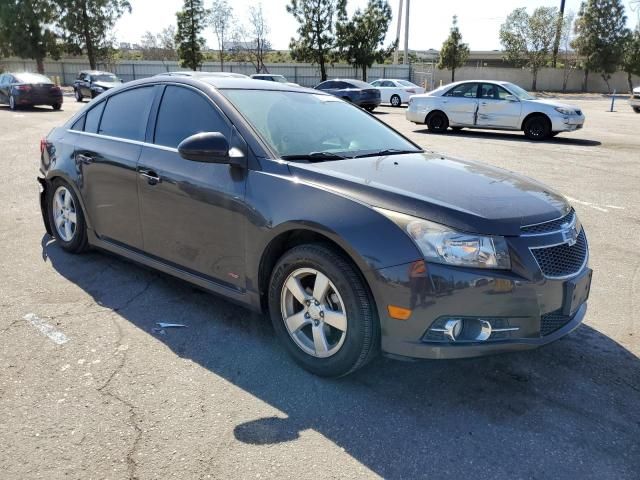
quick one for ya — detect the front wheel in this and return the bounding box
[426,111,449,133]
[47,179,89,253]
[364,105,376,112]
[268,244,379,377]
[523,115,551,140]
[390,94,401,107]
[74,89,83,102]
[9,95,16,110]
[52,103,61,111]
[633,107,640,113]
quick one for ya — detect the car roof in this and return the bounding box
[133,75,319,93]
[79,70,113,75]
[321,78,372,87]
[160,71,249,78]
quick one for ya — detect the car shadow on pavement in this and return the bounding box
[414,128,602,147]
[41,235,640,479]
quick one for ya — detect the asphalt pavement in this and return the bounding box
[0,96,638,479]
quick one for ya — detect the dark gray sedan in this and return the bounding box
[314,79,381,111]
[0,72,63,110]
[38,76,591,377]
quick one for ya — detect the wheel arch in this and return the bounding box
[521,112,551,131]
[43,172,93,231]
[425,109,449,124]
[257,226,377,314]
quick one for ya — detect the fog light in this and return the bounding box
[443,319,463,341]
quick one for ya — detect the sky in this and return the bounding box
[114,0,640,52]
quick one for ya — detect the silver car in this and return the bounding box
[406,80,586,140]
[629,86,640,113]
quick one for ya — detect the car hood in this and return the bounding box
[287,152,570,236]
[526,98,580,111]
[93,81,121,89]
[634,86,640,94]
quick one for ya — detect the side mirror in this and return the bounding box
[178,132,232,164]
[505,94,518,102]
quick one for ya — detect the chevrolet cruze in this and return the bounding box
[38,77,592,377]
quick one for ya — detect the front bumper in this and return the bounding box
[373,261,591,359]
[550,112,585,132]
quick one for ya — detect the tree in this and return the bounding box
[336,0,394,81]
[57,0,131,70]
[622,28,640,93]
[210,0,233,71]
[559,11,577,92]
[175,0,208,71]
[140,26,177,61]
[0,0,60,74]
[232,4,271,73]
[437,15,469,82]
[500,7,558,91]
[287,0,346,82]
[572,0,630,92]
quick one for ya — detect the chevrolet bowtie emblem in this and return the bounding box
[562,225,579,246]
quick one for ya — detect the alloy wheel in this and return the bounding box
[9,95,15,110]
[391,95,401,107]
[52,186,78,242]
[280,267,348,358]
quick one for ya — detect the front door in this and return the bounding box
[476,83,522,128]
[137,85,247,289]
[74,85,156,249]
[440,82,479,125]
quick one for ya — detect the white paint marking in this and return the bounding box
[605,205,624,210]
[565,196,624,213]
[23,313,69,345]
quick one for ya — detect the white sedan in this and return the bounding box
[406,80,586,140]
[370,79,425,107]
[630,86,640,113]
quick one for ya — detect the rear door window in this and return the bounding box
[98,86,155,141]
[84,102,105,133]
[154,85,230,148]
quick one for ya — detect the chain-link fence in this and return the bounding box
[0,58,412,87]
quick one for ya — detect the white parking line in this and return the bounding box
[566,196,625,213]
[23,313,69,345]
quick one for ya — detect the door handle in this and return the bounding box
[139,169,161,185]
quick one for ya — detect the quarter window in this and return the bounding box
[154,85,229,148]
[71,115,86,131]
[84,102,105,134]
[98,86,154,141]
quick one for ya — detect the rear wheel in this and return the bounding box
[523,115,551,140]
[52,103,61,111]
[633,107,640,113]
[364,105,376,112]
[390,94,401,107]
[268,244,379,377]
[47,179,88,253]
[426,111,449,133]
[9,95,16,110]
[74,89,83,102]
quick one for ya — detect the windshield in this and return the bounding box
[504,82,536,100]
[222,90,420,159]
[93,74,119,82]
[272,76,288,83]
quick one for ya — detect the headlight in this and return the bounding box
[377,208,511,269]
[555,107,573,115]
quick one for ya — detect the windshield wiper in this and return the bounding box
[281,151,350,161]
[351,148,422,158]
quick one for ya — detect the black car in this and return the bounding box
[0,72,63,110]
[315,79,381,111]
[73,70,122,101]
[38,77,591,377]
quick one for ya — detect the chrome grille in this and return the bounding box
[540,310,571,336]
[531,229,587,278]
[521,209,575,235]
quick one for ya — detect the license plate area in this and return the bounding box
[562,268,592,316]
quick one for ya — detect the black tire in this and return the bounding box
[268,243,379,377]
[52,103,61,111]
[74,89,83,102]
[550,131,560,137]
[633,107,640,114]
[46,178,89,253]
[364,106,376,112]
[451,126,463,132]
[390,94,401,107]
[426,111,449,133]
[9,94,16,110]
[523,115,551,140]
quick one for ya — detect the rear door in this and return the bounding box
[137,84,247,289]
[375,80,396,103]
[441,82,479,125]
[74,86,156,249]
[476,83,522,128]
